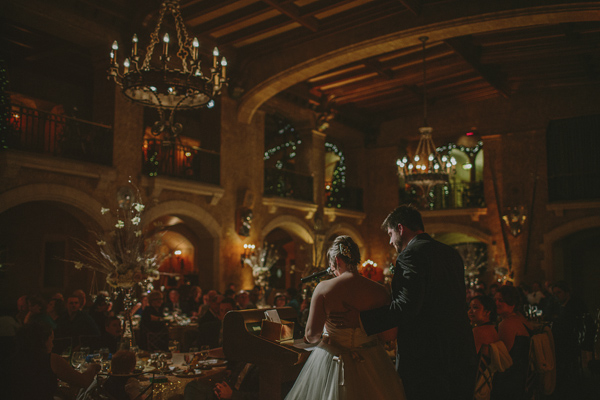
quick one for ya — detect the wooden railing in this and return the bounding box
[142,139,220,185]
[264,167,313,202]
[3,105,113,165]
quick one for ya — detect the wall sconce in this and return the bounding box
[502,206,527,237]
[241,244,255,268]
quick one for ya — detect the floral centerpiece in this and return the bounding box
[242,244,279,289]
[64,183,167,289]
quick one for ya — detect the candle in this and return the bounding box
[124,58,130,74]
[213,47,219,68]
[112,41,119,64]
[192,38,199,61]
[221,57,227,79]
[163,33,170,56]
[132,34,138,57]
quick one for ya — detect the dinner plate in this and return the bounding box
[197,359,227,367]
[174,369,203,378]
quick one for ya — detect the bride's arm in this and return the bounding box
[304,284,326,343]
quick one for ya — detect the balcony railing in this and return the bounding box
[3,105,113,165]
[264,167,313,203]
[401,180,485,210]
[326,186,364,211]
[143,139,220,185]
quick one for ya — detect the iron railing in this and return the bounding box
[401,180,485,210]
[3,105,113,165]
[143,139,220,185]
[326,186,364,211]
[264,167,313,202]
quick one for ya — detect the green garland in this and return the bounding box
[325,142,346,208]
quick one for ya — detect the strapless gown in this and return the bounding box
[285,325,405,400]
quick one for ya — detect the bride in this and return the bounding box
[285,236,406,400]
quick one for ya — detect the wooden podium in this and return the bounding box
[222,307,312,400]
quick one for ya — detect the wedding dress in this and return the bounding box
[285,325,405,400]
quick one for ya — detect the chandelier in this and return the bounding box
[107,0,227,117]
[397,37,455,192]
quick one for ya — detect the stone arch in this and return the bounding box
[238,5,600,124]
[144,201,222,288]
[541,215,600,281]
[261,215,315,244]
[427,223,493,244]
[324,223,366,257]
[0,183,109,230]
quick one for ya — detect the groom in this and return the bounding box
[333,205,477,400]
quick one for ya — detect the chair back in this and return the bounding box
[473,341,513,400]
[526,324,556,396]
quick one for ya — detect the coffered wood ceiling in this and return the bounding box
[2,0,600,138]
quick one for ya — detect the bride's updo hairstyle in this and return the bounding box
[327,235,361,272]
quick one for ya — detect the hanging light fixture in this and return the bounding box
[107,0,227,136]
[397,36,455,193]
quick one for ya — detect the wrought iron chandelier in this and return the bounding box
[107,0,227,117]
[397,37,455,191]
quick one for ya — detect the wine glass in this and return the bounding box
[72,351,86,371]
[92,353,102,364]
[99,347,110,361]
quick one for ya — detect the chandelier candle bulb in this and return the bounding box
[123,58,130,74]
[221,57,227,79]
[132,34,138,57]
[111,41,118,64]
[192,37,199,60]
[213,47,219,68]
[163,33,170,56]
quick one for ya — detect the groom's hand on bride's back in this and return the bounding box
[328,302,361,328]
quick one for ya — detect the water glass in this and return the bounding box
[72,351,86,370]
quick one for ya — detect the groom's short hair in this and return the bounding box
[381,205,424,232]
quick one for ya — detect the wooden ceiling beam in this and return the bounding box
[444,36,510,98]
[187,3,270,34]
[396,0,423,16]
[260,0,319,32]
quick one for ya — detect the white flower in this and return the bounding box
[131,216,141,225]
[101,207,110,215]
[74,262,83,270]
[96,240,106,246]
[133,203,145,212]
[115,220,125,229]
[135,230,142,237]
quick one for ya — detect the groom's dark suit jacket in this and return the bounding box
[361,233,477,400]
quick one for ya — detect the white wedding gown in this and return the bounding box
[285,325,406,400]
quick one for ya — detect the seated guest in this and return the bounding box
[55,294,100,348]
[24,295,56,330]
[187,286,203,317]
[47,297,66,322]
[15,295,28,325]
[250,285,266,308]
[89,295,110,333]
[195,295,228,349]
[273,293,288,308]
[164,289,189,315]
[468,295,499,354]
[198,290,218,317]
[96,316,123,353]
[6,322,100,400]
[140,291,168,351]
[104,350,148,400]
[132,294,149,316]
[235,290,256,310]
[73,289,89,311]
[491,285,532,400]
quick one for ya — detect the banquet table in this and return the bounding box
[57,351,228,400]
